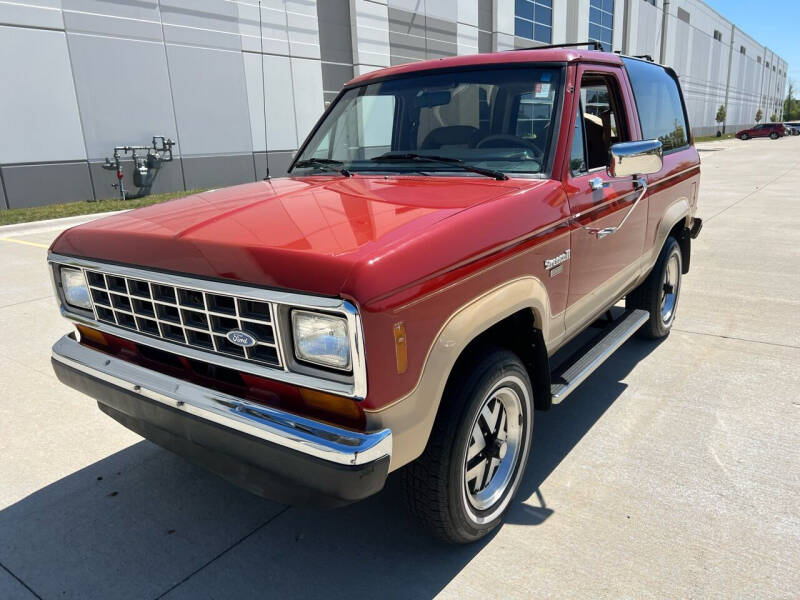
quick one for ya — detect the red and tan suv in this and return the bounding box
[49,47,702,543]
[736,122,787,140]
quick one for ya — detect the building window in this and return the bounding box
[588,0,614,51]
[772,65,776,71]
[642,0,656,5]
[757,56,762,64]
[514,0,553,44]
[766,61,770,69]
[740,46,746,55]
[713,30,722,42]
[677,8,690,23]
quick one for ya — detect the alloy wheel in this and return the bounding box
[660,253,680,324]
[463,385,523,512]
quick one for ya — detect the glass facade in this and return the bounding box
[589,0,614,51]
[514,0,553,44]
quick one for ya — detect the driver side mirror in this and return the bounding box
[608,139,663,178]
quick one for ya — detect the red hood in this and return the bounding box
[52,175,548,301]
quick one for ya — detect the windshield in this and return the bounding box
[292,67,562,177]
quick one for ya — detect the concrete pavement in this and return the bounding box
[0,136,798,599]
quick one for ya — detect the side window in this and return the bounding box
[570,104,587,175]
[579,73,627,170]
[623,58,689,152]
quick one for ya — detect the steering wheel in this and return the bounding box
[475,134,544,162]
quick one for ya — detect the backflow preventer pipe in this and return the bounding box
[101,136,175,200]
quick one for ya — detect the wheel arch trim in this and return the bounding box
[645,196,692,274]
[365,276,555,471]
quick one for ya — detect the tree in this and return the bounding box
[784,81,799,121]
[755,108,763,124]
[715,104,727,133]
[770,113,779,122]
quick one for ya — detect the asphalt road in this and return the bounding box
[1,136,798,599]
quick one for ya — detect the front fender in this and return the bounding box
[365,276,556,471]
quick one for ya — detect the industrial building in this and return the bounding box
[0,0,788,209]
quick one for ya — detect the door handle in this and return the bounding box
[586,177,647,239]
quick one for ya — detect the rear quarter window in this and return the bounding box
[623,58,690,152]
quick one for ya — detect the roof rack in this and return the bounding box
[614,50,655,62]
[511,41,606,52]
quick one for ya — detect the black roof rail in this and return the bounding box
[510,41,606,52]
[632,54,654,62]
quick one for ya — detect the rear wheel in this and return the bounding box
[627,236,682,339]
[404,349,533,544]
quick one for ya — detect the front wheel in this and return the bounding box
[627,236,682,339]
[740,133,749,140]
[770,132,779,139]
[404,349,533,543]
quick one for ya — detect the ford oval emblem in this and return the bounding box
[226,330,257,348]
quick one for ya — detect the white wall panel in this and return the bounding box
[238,1,290,55]
[286,5,321,58]
[457,0,478,27]
[495,0,514,35]
[351,0,390,68]
[245,53,300,151]
[61,0,159,20]
[425,0,456,22]
[67,33,177,160]
[0,0,63,29]
[291,58,325,144]
[0,26,85,163]
[457,22,478,55]
[166,44,253,155]
[160,0,241,50]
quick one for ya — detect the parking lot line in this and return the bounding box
[0,237,49,249]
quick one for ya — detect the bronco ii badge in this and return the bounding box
[226,330,257,348]
[544,249,570,270]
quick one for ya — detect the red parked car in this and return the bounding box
[48,48,702,543]
[736,122,786,140]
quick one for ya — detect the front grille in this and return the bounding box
[84,269,282,368]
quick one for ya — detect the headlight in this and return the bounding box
[60,267,92,310]
[292,310,351,370]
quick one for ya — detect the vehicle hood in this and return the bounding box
[51,175,548,301]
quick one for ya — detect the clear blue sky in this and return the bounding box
[704,0,798,94]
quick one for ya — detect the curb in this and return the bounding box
[0,210,128,238]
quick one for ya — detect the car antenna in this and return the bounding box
[258,0,270,181]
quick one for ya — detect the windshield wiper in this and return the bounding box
[370,153,508,181]
[294,158,351,177]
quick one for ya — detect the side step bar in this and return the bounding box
[550,309,649,403]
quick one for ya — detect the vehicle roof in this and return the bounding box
[348,48,626,86]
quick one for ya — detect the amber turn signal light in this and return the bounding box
[76,324,107,346]
[393,321,407,375]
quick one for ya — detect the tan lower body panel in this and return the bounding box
[370,203,694,472]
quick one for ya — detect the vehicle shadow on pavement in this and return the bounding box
[508,336,663,528]
[0,338,661,600]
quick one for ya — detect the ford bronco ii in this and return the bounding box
[49,47,702,543]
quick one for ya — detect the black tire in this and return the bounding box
[626,236,683,339]
[770,132,779,140]
[403,349,533,544]
[740,133,749,140]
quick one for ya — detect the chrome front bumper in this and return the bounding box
[51,334,391,505]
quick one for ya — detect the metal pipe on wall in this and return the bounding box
[659,0,669,65]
